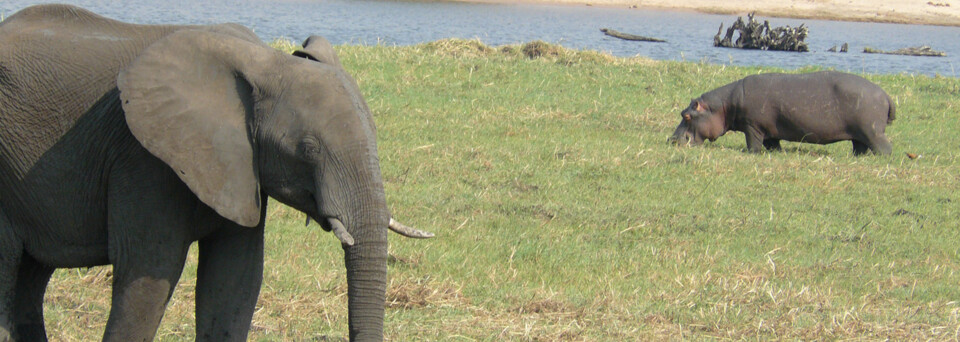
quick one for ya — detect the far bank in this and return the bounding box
[458,0,960,27]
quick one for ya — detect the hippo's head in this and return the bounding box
[669,98,727,146]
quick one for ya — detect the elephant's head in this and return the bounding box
[117,26,405,340]
[669,97,728,146]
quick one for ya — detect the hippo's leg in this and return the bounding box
[763,139,782,151]
[853,134,892,156]
[744,127,764,153]
[852,140,871,155]
[852,121,893,155]
[867,134,893,155]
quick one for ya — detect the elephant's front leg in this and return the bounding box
[195,220,265,342]
[102,165,195,341]
[103,154,209,341]
[102,244,190,342]
[12,255,54,341]
[0,211,22,342]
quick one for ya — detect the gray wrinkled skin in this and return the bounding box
[670,71,895,155]
[0,5,387,341]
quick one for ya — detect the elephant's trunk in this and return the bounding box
[317,150,389,341]
[343,216,387,341]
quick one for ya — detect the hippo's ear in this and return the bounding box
[696,99,709,112]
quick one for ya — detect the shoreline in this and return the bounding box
[457,0,960,27]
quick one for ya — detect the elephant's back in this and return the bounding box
[0,5,185,182]
[0,4,183,94]
[0,4,176,37]
[1,4,118,27]
[0,4,178,51]
[0,5,182,156]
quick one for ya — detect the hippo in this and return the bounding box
[669,71,895,155]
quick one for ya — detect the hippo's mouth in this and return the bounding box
[669,130,704,146]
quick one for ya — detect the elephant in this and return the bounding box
[0,4,431,341]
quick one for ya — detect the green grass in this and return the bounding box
[43,39,959,340]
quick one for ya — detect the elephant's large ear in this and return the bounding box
[292,35,342,66]
[117,28,276,227]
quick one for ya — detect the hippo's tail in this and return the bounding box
[886,94,896,124]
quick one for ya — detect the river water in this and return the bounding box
[3,0,959,76]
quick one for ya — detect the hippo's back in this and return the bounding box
[740,71,894,125]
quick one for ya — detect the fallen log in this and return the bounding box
[600,28,666,43]
[863,45,946,57]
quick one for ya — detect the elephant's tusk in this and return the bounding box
[328,218,355,246]
[388,218,435,239]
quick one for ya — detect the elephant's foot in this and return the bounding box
[102,276,175,342]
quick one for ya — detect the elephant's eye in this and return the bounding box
[299,138,322,159]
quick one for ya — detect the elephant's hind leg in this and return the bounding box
[12,255,54,341]
[195,219,265,342]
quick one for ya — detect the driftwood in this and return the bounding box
[714,13,808,52]
[827,43,849,53]
[600,28,666,43]
[863,45,946,57]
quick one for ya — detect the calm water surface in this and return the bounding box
[3,0,959,76]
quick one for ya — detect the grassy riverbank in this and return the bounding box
[43,40,959,340]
